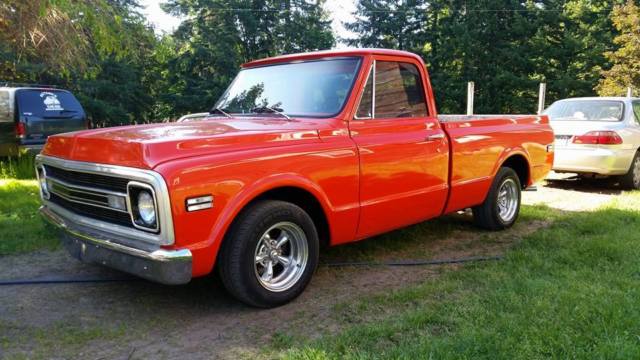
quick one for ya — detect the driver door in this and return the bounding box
[349,57,449,238]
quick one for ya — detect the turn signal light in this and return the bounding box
[573,131,623,145]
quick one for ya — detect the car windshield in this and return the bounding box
[16,89,84,119]
[215,58,361,118]
[544,100,624,122]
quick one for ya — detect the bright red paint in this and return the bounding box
[42,49,554,278]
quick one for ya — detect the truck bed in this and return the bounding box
[439,114,554,214]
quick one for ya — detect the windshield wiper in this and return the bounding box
[209,107,232,118]
[250,106,291,120]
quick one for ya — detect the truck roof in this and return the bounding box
[242,48,424,68]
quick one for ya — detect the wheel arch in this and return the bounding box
[497,152,531,189]
[209,176,333,273]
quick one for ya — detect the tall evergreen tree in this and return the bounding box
[345,0,427,50]
[161,0,335,117]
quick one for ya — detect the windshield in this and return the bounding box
[544,100,624,122]
[16,89,84,119]
[215,58,361,118]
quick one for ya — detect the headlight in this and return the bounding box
[137,191,156,226]
[127,182,159,232]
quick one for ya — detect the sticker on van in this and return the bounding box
[40,92,64,111]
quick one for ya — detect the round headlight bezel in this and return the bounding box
[127,182,160,233]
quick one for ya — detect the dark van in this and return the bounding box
[0,86,87,156]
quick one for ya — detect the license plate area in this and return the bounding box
[554,135,572,147]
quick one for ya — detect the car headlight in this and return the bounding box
[137,191,156,226]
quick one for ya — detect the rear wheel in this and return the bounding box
[218,200,319,308]
[472,167,522,230]
[620,151,640,190]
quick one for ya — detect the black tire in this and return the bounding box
[620,151,640,190]
[472,167,522,230]
[218,200,319,308]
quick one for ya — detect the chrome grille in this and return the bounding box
[36,155,175,246]
[44,164,129,193]
[43,164,134,229]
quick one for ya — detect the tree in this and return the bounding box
[160,0,335,117]
[597,0,640,96]
[345,0,427,50]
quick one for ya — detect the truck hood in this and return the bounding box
[42,118,322,169]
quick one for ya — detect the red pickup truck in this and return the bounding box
[36,49,554,307]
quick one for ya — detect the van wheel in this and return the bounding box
[218,200,319,308]
[472,167,522,230]
[620,151,640,190]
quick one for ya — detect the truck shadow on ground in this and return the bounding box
[544,176,624,195]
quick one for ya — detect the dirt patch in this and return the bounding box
[0,176,614,359]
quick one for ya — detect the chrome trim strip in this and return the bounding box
[47,175,127,197]
[47,177,129,213]
[36,155,175,246]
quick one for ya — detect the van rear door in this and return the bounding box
[15,89,86,145]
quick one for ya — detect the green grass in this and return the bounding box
[0,154,36,180]
[281,193,640,359]
[0,179,58,255]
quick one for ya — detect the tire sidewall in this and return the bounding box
[231,201,319,307]
[491,168,522,228]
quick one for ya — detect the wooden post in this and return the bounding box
[538,83,547,115]
[627,87,633,98]
[466,82,474,116]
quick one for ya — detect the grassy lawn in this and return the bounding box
[0,179,58,255]
[279,193,640,359]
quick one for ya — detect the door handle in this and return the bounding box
[425,133,446,141]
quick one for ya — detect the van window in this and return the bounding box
[16,90,84,119]
[0,91,11,122]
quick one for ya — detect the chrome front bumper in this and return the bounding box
[552,147,636,176]
[41,205,192,285]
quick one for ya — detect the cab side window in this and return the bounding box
[632,101,640,125]
[0,91,11,122]
[354,61,429,120]
[375,61,428,119]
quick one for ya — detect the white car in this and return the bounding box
[544,97,640,189]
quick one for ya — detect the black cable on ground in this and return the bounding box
[323,255,503,268]
[0,275,138,286]
[0,255,503,286]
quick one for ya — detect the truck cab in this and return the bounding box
[0,86,87,156]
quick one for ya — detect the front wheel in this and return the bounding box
[472,167,522,230]
[218,200,319,308]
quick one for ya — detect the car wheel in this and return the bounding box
[218,200,319,308]
[620,151,640,190]
[472,167,522,230]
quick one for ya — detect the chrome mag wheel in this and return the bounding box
[254,222,309,292]
[497,178,519,223]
